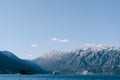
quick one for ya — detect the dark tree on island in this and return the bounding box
[19,69,32,75]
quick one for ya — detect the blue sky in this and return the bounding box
[0,0,120,59]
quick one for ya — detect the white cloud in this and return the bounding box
[32,44,38,48]
[82,43,106,48]
[20,53,36,59]
[51,37,69,43]
[28,54,34,57]
[60,39,69,43]
[27,54,36,59]
[52,37,58,41]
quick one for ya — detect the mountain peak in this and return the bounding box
[2,51,19,60]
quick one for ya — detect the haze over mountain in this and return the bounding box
[0,51,45,74]
[34,45,120,74]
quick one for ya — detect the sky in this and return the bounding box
[0,0,120,59]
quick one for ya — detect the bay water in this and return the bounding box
[0,74,120,80]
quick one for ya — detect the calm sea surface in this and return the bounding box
[0,74,120,80]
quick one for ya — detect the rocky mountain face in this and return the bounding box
[33,46,120,74]
[0,51,46,74]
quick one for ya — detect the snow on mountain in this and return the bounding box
[34,45,120,74]
[41,50,64,60]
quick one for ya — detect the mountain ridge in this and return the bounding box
[0,45,120,74]
[33,46,120,74]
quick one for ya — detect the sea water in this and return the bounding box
[0,74,120,80]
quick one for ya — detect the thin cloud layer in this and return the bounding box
[60,39,69,43]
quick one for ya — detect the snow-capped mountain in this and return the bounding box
[34,46,120,74]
